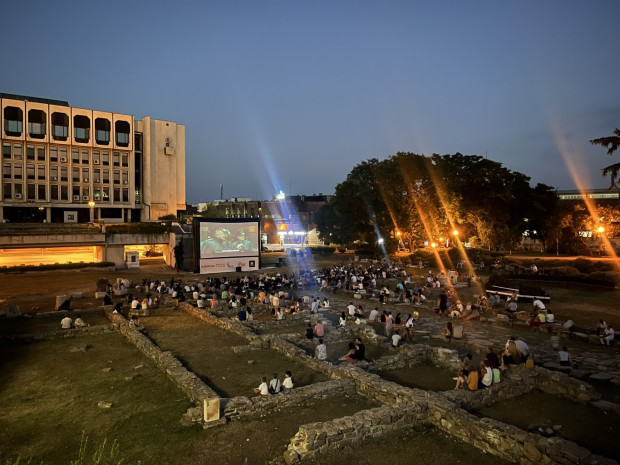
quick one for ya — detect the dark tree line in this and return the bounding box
[315,152,558,252]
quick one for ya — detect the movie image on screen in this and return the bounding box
[199,221,260,259]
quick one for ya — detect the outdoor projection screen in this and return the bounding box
[193,218,260,274]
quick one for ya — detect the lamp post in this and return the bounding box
[88,200,96,222]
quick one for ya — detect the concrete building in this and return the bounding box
[1,93,185,224]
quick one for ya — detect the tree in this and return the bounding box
[315,152,552,252]
[197,204,227,218]
[590,128,620,189]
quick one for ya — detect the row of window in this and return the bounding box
[2,143,130,167]
[2,182,132,203]
[3,107,130,146]
[2,164,130,185]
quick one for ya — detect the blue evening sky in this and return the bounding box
[1,1,619,203]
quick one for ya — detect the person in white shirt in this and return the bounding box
[392,331,402,347]
[347,302,356,317]
[315,339,327,360]
[282,371,294,392]
[61,316,73,329]
[480,361,493,388]
[74,315,87,328]
[601,326,615,346]
[253,377,269,396]
[368,308,379,322]
[131,298,140,309]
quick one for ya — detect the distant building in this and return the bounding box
[1,93,185,223]
[557,189,619,205]
[199,193,330,247]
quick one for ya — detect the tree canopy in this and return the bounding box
[590,128,620,190]
[315,152,558,252]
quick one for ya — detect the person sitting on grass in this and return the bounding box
[281,371,294,392]
[253,376,269,396]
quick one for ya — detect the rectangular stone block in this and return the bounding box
[204,397,220,422]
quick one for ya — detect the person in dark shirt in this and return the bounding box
[237,308,247,321]
[305,323,314,339]
[352,337,366,361]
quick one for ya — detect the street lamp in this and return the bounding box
[597,226,605,234]
[452,230,459,236]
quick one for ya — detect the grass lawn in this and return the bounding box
[144,308,329,397]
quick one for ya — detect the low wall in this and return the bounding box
[427,397,616,465]
[284,404,427,465]
[224,379,355,421]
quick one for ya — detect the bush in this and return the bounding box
[572,258,612,274]
[546,267,581,278]
[584,271,620,286]
[355,243,380,257]
[310,246,335,255]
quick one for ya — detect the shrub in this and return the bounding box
[355,243,380,257]
[584,271,620,286]
[310,246,335,255]
[546,267,581,278]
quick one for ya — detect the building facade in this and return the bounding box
[0,93,185,223]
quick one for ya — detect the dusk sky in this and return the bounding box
[2,1,619,203]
